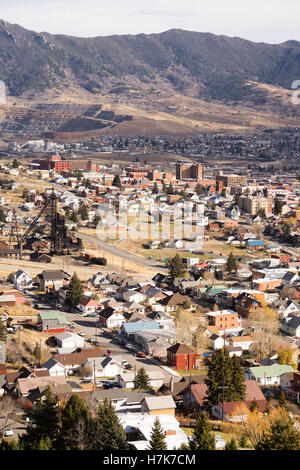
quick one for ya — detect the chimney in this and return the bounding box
[170,376,174,393]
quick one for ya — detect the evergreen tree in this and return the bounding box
[148,417,167,450]
[12,159,19,168]
[255,410,300,450]
[195,183,204,196]
[33,342,41,367]
[238,433,249,449]
[225,437,237,450]
[249,398,259,413]
[96,399,129,450]
[93,215,101,227]
[21,386,59,449]
[112,175,123,190]
[204,349,233,410]
[166,183,174,195]
[133,368,152,390]
[188,412,216,450]
[168,254,186,283]
[65,272,84,309]
[226,252,238,273]
[58,394,91,450]
[70,211,78,223]
[0,208,5,222]
[274,198,283,215]
[79,204,88,221]
[229,356,246,402]
[152,182,159,194]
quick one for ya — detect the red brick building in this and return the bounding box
[167,343,196,371]
[40,155,71,173]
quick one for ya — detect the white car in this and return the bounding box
[79,331,85,337]
[4,428,13,436]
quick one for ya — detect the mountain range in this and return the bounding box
[0,19,300,136]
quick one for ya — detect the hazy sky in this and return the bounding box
[0,0,299,44]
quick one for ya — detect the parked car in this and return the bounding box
[93,341,100,346]
[79,331,85,337]
[86,313,97,317]
[69,323,75,329]
[136,352,146,358]
[87,336,96,342]
[125,344,134,350]
[124,363,133,370]
[4,428,13,436]
[33,304,39,309]
[103,382,120,389]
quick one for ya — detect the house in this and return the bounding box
[119,413,189,450]
[120,321,160,339]
[54,332,85,349]
[209,334,229,350]
[89,389,156,412]
[211,380,268,421]
[38,270,70,292]
[42,357,67,377]
[98,307,125,328]
[123,302,146,316]
[244,364,294,386]
[278,300,300,319]
[15,375,67,398]
[280,371,300,403]
[140,395,176,416]
[280,315,300,338]
[12,270,32,289]
[53,347,104,373]
[235,293,262,318]
[228,335,254,351]
[122,290,145,303]
[78,298,100,314]
[167,343,196,370]
[118,370,165,389]
[84,355,124,378]
[38,311,68,333]
[159,293,192,313]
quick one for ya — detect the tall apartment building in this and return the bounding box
[238,196,273,215]
[175,161,203,181]
[216,174,247,190]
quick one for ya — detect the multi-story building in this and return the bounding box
[176,161,203,181]
[216,174,247,190]
[40,155,71,173]
[237,195,272,215]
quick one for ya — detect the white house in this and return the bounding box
[209,334,229,350]
[78,298,100,314]
[122,290,145,303]
[229,335,254,351]
[42,357,67,377]
[54,332,85,349]
[280,315,300,338]
[12,270,32,289]
[84,355,124,378]
[118,370,165,389]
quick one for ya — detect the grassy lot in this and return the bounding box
[177,369,208,376]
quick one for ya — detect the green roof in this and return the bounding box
[39,311,66,323]
[246,364,293,378]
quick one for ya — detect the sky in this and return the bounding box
[0,0,299,44]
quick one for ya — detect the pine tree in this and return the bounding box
[249,398,259,412]
[59,394,91,450]
[255,410,300,450]
[112,175,123,190]
[12,159,19,168]
[238,433,248,449]
[79,204,88,221]
[133,367,152,390]
[70,211,78,223]
[225,437,237,450]
[226,252,238,273]
[274,198,283,215]
[65,272,84,309]
[152,182,159,194]
[204,349,233,410]
[21,386,59,449]
[148,417,167,450]
[0,208,5,222]
[188,412,216,450]
[96,398,129,450]
[229,356,246,402]
[168,254,186,283]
